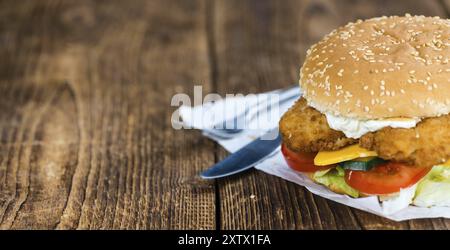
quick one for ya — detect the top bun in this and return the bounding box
[300,15,450,119]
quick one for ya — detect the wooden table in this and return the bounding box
[1,0,450,230]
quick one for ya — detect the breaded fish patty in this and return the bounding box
[280,98,450,167]
[360,115,450,167]
[279,98,357,152]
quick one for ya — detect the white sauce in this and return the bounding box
[325,113,421,139]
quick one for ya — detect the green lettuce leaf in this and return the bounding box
[312,166,360,198]
[309,163,450,207]
[413,165,450,207]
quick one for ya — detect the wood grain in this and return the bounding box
[1,0,450,229]
[0,0,215,229]
[212,0,450,229]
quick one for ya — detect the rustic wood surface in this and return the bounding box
[0,0,449,229]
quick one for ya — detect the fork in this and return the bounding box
[203,85,300,139]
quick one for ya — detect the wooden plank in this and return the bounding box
[213,0,450,229]
[0,0,216,229]
[441,0,450,14]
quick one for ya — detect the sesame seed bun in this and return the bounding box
[300,15,450,119]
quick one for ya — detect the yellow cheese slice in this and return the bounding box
[354,156,377,162]
[441,160,450,167]
[314,144,378,166]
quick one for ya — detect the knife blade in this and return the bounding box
[200,128,281,179]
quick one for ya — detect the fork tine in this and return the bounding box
[206,85,300,139]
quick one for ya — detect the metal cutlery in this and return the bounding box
[203,85,299,139]
[200,128,281,179]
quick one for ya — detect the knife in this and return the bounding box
[200,128,281,179]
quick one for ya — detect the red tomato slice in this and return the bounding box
[345,162,431,195]
[281,144,334,172]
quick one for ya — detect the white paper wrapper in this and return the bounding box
[178,86,450,221]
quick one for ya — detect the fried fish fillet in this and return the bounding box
[280,98,450,167]
[360,115,450,167]
[279,98,357,152]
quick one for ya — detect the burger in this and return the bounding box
[279,15,450,209]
